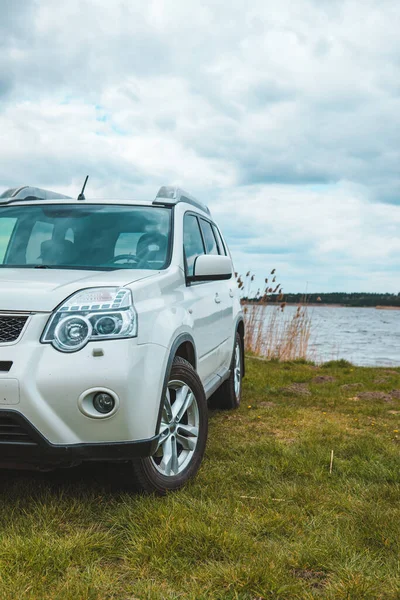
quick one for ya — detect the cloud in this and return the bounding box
[0,0,399,291]
[212,182,400,292]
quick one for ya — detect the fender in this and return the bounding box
[154,332,197,435]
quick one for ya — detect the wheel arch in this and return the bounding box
[236,317,245,378]
[174,338,196,369]
[154,333,197,435]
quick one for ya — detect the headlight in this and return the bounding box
[41,287,137,353]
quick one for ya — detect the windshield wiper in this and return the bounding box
[0,264,121,271]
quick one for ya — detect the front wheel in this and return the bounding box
[131,357,208,494]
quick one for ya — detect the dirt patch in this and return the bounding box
[374,377,391,384]
[383,370,400,376]
[312,375,336,384]
[292,569,327,589]
[258,401,276,408]
[350,389,400,402]
[280,383,311,396]
[388,410,400,415]
[341,383,364,390]
[357,391,393,402]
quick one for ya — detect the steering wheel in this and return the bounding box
[107,254,139,264]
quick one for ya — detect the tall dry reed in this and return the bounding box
[238,270,313,361]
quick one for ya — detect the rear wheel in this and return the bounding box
[131,357,208,494]
[210,332,243,410]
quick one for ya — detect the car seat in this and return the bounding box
[136,232,167,268]
[39,239,76,265]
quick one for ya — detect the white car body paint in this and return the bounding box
[0,192,243,466]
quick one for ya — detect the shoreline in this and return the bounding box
[242,302,346,307]
[243,302,400,309]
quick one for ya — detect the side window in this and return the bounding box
[183,214,205,277]
[26,221,54,263]
[212,224,227,256]
[200,219,219,255]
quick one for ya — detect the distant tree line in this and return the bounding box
[244,292,400,307]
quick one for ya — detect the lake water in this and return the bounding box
[263,305,400,367]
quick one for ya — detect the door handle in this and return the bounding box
[214,293,221,304]
[229,289,234,298]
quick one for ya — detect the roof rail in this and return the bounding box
[154,186,210,215]
[0,186,72,204]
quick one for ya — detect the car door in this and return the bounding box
[199,218,235,369]
[182,213,227,383]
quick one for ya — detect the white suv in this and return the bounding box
[0,184,244,493]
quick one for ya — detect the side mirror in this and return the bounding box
[188,255,232,283]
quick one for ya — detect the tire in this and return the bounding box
[131,356,208,495]
[210,332,243,410]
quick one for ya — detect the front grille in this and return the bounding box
[0,414,37,445]
[0,315,28,343]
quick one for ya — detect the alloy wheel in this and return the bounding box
[151,380,200,476]
[234,341,241,398]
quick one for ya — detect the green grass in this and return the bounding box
[1,359,400,599]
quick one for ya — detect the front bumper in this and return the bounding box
[0,410,159,468]
[0,313,169,458]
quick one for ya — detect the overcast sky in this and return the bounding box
[1,0,399,292]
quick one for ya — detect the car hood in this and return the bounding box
[0,268,157,312]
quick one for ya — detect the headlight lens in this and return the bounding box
[41,287,137,352]
[54,315,93,352]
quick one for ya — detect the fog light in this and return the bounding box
[93,392,115,414]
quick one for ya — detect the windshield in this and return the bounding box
[0,204,172,270]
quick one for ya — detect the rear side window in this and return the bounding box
[183,214,205,276]
[212,224,227,256]
[200,219,219,255]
